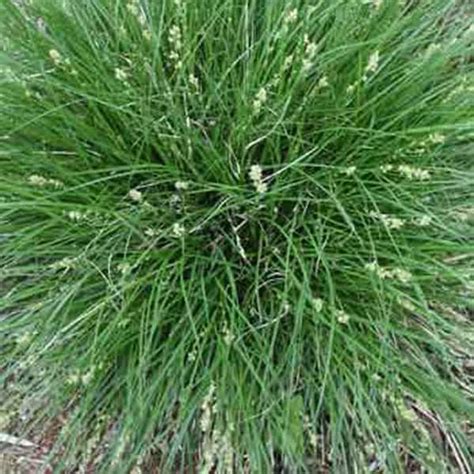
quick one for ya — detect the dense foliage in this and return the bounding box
[1,0,473,472]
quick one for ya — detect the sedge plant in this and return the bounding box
[0,0,473,472]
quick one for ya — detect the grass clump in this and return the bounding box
[1,0,473,472]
